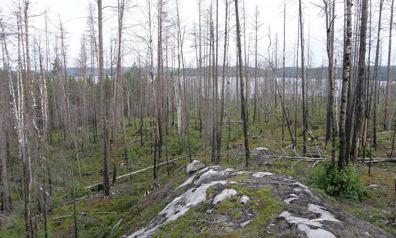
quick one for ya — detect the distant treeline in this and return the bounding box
[65,65,395,81]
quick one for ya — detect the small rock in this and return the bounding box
[213,189,237,205]
[253,147,270,158]
[240,195,250,204]
[186,160,205,174]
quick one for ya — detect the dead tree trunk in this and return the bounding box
[97,0,110,196]
[299,0,308,155]
[324,0,336,161]
[372,0,384,149]
[384,0,394,130]
[351,0,369,162]
[234,0,250,167]
[216,0,229,163]
[339,0,353,170]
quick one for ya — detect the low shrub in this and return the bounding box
[311,161,369,201]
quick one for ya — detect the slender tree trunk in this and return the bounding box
[155,0,164,179]
[372,0,384,149]
[384,0,394,130]
[324,0,336,162]
[235,0,250,167]
[339,0,353,170]
[282,2,286,143]
[0,90,11,213]
[253,7,259,123]
[97,0,110,196]
[351,0,369,162]
[216,0,229,163]
[299,0,308,155]
[23,2,34,236]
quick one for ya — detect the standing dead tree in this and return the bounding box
[234,0,250,167]
[97,0,110,196]
[372,0,385,149]
[299,0,308,155]
[0,22,12,213]
[323,0,336,161]
[384,0,395,130]
[351,0,369,162]
[339,0,353,169]
[216,0,229,163]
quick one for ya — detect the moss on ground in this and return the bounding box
[154,185,281,238]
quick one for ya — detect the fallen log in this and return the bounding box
[85,156,186,190]
[362,158,396,163]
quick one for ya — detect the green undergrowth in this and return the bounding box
[310,161,369,201]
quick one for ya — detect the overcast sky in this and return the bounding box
[1,0,395,68]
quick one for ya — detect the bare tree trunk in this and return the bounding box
[299,0,308,155]
[116,0,128,171]
[351,0,369,162]
[97,0,110,196]
[384,0,394,130]
[216,0,229,163]
[253,6,259,123]
[339,0,353,170]
[23,2,35,236]
[324,0,336,162]
[235,0,250,167]
[0,71,11,212]
[372,0,384,149]
[282,2,286,143]
[154,0,164,179]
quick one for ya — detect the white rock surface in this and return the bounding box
[307,204,340,222]
[240,195,250,204]
[279,203,340,238]
[186,160,205,174]
[177,167,209,189]
[213,189,238,205]
[195,169,226,185]
[252,171,273,178]
[129,180,228,237]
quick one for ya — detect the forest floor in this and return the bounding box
[0,113,395,237]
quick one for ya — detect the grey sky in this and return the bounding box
[1,0,395,68]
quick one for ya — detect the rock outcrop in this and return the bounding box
[127,160,392,238]
[185,160,205,174]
